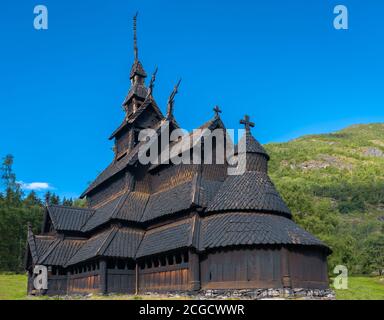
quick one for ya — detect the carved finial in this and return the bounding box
[240,114,255,132]
[213,105,222,118]
[133,12,139,61]
[148,67,158,96]
[166,79,182,119]
[27,222,33,237]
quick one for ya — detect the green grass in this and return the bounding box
[0,273,28,300]
[333,276,384,300]
[1,274,384,300]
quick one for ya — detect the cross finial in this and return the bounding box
[213,105,222,117]
[240,114,255,132]
[166,79,182,118]
[148,67,158,96]
[133,12,139,61]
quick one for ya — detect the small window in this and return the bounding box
[117,260,126,270]
[127,260,135,270]
[175,254,182,264]
[183,251,189,263]
[167,255,174,265]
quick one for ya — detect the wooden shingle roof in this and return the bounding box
[27,232,56,264]
[122,82,148,107]
[65,228,115,266]
[236,131,270,159]
[81,195,125,232]
[140,180,194,222]
[113,192,149,222]
[65,227,144,266]
[103,228,143,258]
[47,205,94,232]
[130,60,147,78]
[199,212,329,252]
[136,219,193,258]
[206,171,291,216]
[38,239,85,266]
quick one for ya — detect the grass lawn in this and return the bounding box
[1,274,383,300]
[333,276,384,300]
[0,274,28,300]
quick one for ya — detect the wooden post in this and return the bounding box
[189,250,200,291]
[100,259,107,294]
[66,270,71,295]
[281,247,292,288]
[135,262,139,295]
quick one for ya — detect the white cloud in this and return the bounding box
[18,181,53,191]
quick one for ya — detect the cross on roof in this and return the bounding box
[240,114,255,132]
[213,105,222,117]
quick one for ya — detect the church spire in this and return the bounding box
[166,79,182,119]
[130,12,147,81]
[133,12,138,61]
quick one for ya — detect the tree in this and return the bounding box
[362,234,384,275]
[62,197,73,207]
[1,154,23,206]
[0,155,44,272]
[24,191,42,207]
[44,191,60,206]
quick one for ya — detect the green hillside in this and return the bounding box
[266,123,384,275]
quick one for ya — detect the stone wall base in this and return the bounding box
[143,288,336,300]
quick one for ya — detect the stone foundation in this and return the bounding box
[143,288,336,300]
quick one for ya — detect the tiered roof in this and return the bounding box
[26,15,330,272]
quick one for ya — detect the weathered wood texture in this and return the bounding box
[200,247,328,290]
[67,271,101,294]
[139,263,189,292]
[47,275,68,295]
[288,247,328,289]
[201,248,282,289]
[107,269,136,293]
[88,173,127,208]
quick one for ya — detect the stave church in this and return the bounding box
[25,14,331,295]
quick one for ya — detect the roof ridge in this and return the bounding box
[136,191,151,223]
[38,237,62,264]
[62,239,87,267]
[189,214,200,248]
[134,228,146,259]
[48,204,95,212]
[46,207,59,230]
[191,172,202,206]
[96,227,118,257]
[111,191,131,219]
[27,228,38,263]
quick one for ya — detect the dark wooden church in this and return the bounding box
[25,15,331,295]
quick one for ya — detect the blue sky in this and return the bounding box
[1,0,384,198]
